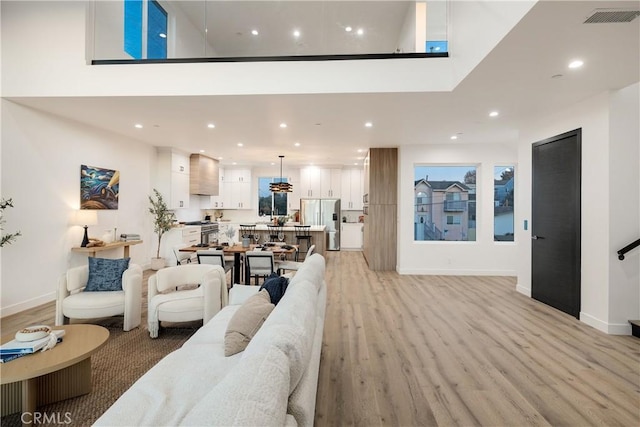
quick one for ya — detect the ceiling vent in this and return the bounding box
[584,8,640,24]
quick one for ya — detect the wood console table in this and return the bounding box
[71,240,142,258]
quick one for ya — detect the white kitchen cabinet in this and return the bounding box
[206,167,226,209]
[299,167,321,198]
[341,168,364,210]
[320,168,342,198]
[156,148,190,209]
[341,223,363,250]
[220,168,252,209]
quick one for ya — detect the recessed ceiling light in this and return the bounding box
[280,123,287,128]
[357,157,364,160]
[251,29,259,36]
[568,59,584,69]
[294,142,301,147]
[207,123,215,129]
[270,162,275,165]
[199,149,205,153]
[134,123,143,129]
[489,111,499,117]
[345,26,352,32]
[232,162,237,165]
[357,28,364,35]
[353,162,358,166]
[237,143,243,147]
[159,33,166,39]
[450,135,458,140]
[293,30,300,38]
[357,149,364,153]
[218,157,223,160]
[364,122,373,128]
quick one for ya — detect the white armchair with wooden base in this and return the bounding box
[55,263,143,332]
[147,264,228,338]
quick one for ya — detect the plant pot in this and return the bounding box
[150,257,165,271]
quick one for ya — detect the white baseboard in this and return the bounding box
[397,268,516,276]
[516,284,531,297]
[0,291,56,318]
[580,311,632,335]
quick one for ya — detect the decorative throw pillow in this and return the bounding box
[259,272,289,305]
[84,257,130,292]
[224,289,275,356]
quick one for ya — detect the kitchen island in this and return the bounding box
[218,223,326,256]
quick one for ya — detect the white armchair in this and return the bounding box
[147,264,228,338]
[55,263,143,331]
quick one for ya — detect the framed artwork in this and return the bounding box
[80,164,119,210]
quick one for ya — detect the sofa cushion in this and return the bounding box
[225,289,275,356]
[244,279,318,393]
[259,272,289,304]
[288,254,325,292]
[84,257,130,292]
[181,345,290,426]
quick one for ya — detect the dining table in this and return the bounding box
[179,243,298,284]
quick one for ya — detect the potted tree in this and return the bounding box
[1,198,21,247]
[148,189,175,270]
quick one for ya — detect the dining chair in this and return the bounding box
[277,245,315,275]
[197,249,233,286]
[173,244,196,266]
[244,250,275,285]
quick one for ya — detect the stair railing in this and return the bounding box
[617,238,640,260]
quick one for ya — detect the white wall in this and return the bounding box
[608,82,640,329]
[516,84,640,334]
[398,143,519,275]
[1,0,534,98]
[0,100,156,317]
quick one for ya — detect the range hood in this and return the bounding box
[189,154,219,196]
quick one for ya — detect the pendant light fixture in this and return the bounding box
[270,155,293,193]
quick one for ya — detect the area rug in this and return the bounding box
[1,318,199,427]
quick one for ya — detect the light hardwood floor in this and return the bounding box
[316,251,639,426]
[2,252,638,426]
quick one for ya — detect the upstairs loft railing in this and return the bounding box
[617,238,640,260]
[91,0,449,64]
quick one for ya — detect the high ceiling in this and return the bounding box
[9,1,639,168]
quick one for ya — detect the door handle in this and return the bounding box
[532,235,545,240]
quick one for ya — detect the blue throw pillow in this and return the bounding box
[259,272,289,305]
[84,257,130,292]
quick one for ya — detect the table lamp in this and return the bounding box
[75,210,98,247]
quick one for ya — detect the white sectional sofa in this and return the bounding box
[94,253,327,427]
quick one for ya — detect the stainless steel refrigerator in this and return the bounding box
[300,198,341,250]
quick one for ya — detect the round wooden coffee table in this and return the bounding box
[0,324,109,425]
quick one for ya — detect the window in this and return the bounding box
[414,165,476,241]
[147,1,167,59]
[258,177,288,217]
[494,166,515,241]
[124,0,142,59]
[124,0,167,60]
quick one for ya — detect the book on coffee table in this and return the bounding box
[0,330,65,356]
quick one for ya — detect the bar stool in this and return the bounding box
[267,224,284,243]
[295,225,312,261]
[239,224,257,243]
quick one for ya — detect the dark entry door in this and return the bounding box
[531,129,581,318]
